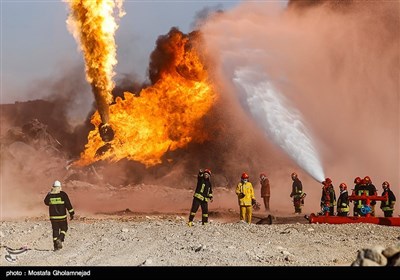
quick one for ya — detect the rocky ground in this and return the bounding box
[1,212,400,268]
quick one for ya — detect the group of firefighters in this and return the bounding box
[43,170,396,251]
[187,170,397,228]
[317,175,397,218]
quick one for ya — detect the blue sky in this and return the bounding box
[1,0,241,104]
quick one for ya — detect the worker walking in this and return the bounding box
[380,181,396,217]
[259,173,271,211]
[236,172,256,224]
[336,183,350,216]
[44,180,74,251]
[188,169,213,227]
[290,172,304,214]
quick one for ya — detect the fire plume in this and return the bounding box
[65,0,125,125]
[76,29,216,167]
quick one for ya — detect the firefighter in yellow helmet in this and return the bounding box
[235,172,256,224]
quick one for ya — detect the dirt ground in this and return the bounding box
[1,209,400,268]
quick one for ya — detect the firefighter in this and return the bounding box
[188,169,213,227]
[320,178,336,216]
[290,172,304,214]
[259,173,270,211]
[235,172,256,224]
[337,183,349,216]
[352,177,362,216]
[380,181,396,217]
[355,179,369,216]
[364,176,377,216]
[44,180,74,251]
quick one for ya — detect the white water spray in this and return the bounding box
[233,67,325,182]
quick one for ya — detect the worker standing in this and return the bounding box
[336,183,350,216]
[44,180,75,251]
[352,177,362,216]
[290,172,304,214]
[320,178,336,216]
[364,176,377,216]
[259,173,271,211]
[236,172,256,224]
[380,181,396,217]
[188,169,213,227]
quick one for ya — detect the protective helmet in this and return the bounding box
[339,183,347,190]
[204,169,212,176]
[260,173,267,179]
[291,172,297,178]
[53,180,61,187]
[241,172,249,180]
[364,176,371,183]
[325,178,332,184]
[361,179,367,185]
[382,181,390,188]
[354,177,362,184]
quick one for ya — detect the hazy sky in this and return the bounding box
[1,0,245,104]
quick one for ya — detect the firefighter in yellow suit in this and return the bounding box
[236,172,256,224]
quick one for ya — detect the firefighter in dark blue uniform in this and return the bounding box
[188,169,213,226]
[44,180,75,250]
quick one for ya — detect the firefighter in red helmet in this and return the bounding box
[337,183,349,216]
[235,172,256,224]
[290,172,305,214]
[380,181,396,217]
[320,178,336,216]
[364,176,377,216]
[187,169,213,227]
[352,177,362,216]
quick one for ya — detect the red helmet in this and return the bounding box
[361,179,367,185]
[325,178,332,184]
[260,173,267,179]
[204,169,211,176]
[291,172,297,178]
[241,172,249,180]
[354,177,362,184]
[364,176,371,183]
[382,181,390,188]
[339,183,347,190]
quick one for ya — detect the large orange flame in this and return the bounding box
[76,30,217,167]
[65,0,125,124]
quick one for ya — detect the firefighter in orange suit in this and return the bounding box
[188,169,213,227]
[236,172,256,224]
[44,180,74,251]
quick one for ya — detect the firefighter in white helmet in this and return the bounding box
[44,180,75,251]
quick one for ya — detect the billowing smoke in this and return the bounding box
[199,0,399,212]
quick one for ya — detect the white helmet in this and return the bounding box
[53,180,61,187]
